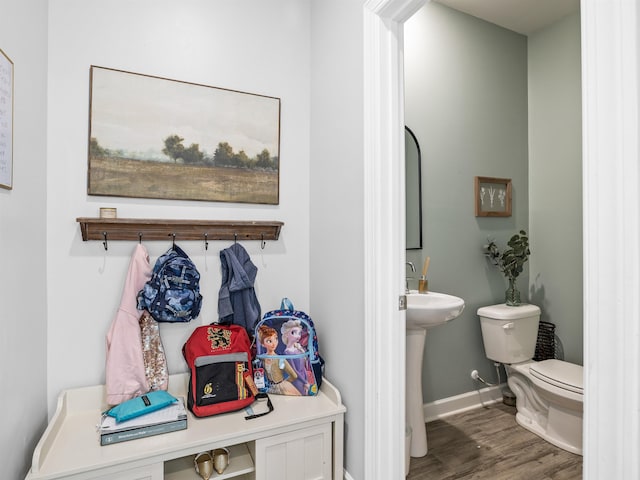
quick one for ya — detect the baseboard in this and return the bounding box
[423,384,506,422]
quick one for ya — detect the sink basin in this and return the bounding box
[405,290,465,330]
[404,290,465,458]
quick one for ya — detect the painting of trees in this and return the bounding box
[87,66,280,204]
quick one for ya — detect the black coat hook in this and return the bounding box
[171,233,176,248]
[261,234,266,250]
[234,233,238,244]
[102,231,108,251]
[138,232,143,244]
[204,233,209,251]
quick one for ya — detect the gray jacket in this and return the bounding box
[218,243,261,335]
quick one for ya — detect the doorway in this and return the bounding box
[363,0,640,479]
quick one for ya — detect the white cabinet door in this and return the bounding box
[254,423,332,480]
[90,463,163,480]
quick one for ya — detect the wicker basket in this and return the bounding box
[533,320,556,361]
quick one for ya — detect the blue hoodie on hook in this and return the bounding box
[218,242,261,336]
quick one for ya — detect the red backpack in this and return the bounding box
[183,323,272,418]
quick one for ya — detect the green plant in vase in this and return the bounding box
[484,230,530,306]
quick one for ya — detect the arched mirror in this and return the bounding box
[405,126,423,249]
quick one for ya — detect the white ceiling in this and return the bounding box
[435,0,580,36]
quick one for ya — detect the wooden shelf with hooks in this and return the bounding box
[76,217,284,243]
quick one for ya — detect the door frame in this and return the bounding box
[362,0,640,478]
[363,1,427,479]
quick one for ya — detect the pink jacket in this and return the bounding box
[105,244,152,405]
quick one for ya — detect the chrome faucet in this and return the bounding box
[405,262,416,292]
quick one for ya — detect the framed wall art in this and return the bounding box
[474,176,512,217]
[0,48,13,190]
[88,66,281,204]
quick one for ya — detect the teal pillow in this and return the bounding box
[105,390,177,422]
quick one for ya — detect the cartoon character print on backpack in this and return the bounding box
[281,319,312,395]
[137,245,202,323]
[256,324,301,396]
[255,300,323,396]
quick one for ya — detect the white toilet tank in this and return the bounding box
[477,303,541,364]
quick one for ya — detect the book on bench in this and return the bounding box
[99,396,187,446]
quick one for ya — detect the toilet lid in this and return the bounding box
[529,359,583,395]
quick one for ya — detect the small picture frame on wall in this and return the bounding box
[475,176,512,217]
[0,47,13,190]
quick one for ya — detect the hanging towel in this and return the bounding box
[218,243,261,336]
[105,244,153,405]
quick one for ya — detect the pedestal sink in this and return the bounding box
[405,290,465,457]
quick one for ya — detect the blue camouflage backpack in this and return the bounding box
[137,245,202,323]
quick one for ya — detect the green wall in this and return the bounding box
[405,3,583,403]
[528,12,583,365]
[405,2,530,402]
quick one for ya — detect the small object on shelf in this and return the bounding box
[99,207,117,219]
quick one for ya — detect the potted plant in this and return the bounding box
[483,230,530,306]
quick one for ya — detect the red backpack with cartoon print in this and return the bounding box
[183,323,272,418]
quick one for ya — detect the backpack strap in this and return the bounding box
[244,393,274,420]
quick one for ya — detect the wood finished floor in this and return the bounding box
[407,402,582,480]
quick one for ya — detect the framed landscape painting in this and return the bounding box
[88,66,280,204]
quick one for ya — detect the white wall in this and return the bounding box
[46,0,312,413]
[0,0,48,478]
[404,2,529,402]
[528,12,583,364]
[309,1,366,477]
[33,2,371,478]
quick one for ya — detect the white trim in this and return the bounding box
[366,0,427,22]
[363,7,405,480]
[363,1,427,479]
[581,0,640,478]
[423,385,505,422]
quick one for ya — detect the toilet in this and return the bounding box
[477,303,583,456]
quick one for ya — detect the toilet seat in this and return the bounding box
[529,359,583,395]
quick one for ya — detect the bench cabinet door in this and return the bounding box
[254,423,332,480]
[91,463,163,480]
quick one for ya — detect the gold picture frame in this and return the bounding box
[474,176,512,217]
